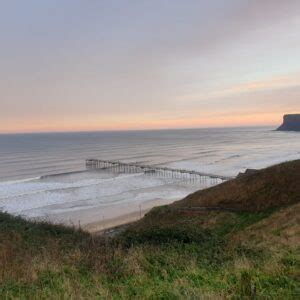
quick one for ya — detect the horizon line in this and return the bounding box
[0,124,277,136]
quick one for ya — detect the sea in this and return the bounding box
[0,126,299,228]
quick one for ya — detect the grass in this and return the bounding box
[1,205,299,299]
[174,160,300,212]
[1,160,300,299]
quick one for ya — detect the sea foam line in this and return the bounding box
[0,177,41,186]
[0,172,146,200]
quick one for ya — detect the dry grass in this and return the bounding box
[172,159,300,212]
[229,202,300,251]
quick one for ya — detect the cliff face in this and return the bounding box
[277,114,300,131]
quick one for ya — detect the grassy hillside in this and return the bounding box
[1,161,300,299]
[174,159,300,212]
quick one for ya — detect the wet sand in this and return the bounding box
[83,197,176,233]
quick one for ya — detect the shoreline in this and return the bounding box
[83,209,145,235]
[82,197,177,234]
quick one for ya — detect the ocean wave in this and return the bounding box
[0,177,41,186]
[0,172,146,200]
[40,170,87,179]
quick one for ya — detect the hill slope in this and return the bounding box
[173,159,300,212]
[128,160,300,231]
[1,160,299,299]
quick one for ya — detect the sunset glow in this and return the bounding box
[1,1,300,133]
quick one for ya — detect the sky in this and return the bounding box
[1,0,300,133]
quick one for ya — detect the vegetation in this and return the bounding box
[173,159,300,212]
[1,160,300,299]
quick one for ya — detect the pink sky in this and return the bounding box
[1,1,300,133]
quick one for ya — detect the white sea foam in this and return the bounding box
[0,171,203,222]
[0,176,41,186]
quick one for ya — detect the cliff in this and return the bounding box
[277,114,300,131]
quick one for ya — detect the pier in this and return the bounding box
[86,159,232,184]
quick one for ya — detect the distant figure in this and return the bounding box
[277,114,300,131]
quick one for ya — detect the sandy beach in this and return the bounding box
[83,197,176,233]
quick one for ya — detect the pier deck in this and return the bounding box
[86,159,233,183]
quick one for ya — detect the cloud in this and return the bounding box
[181,72,300,101]
[1,1,300,132]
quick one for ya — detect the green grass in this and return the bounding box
[1,208,299,299]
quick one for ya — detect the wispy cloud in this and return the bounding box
[181,72,300,102]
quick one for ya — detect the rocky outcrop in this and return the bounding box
[277,114,300,131]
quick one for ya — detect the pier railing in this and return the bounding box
[86,159,232,184]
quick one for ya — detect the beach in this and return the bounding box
[82,197,176,233]
[0,170,202,230]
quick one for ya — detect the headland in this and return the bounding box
[277,114,300,131]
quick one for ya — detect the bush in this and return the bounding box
[121,225,212,246]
